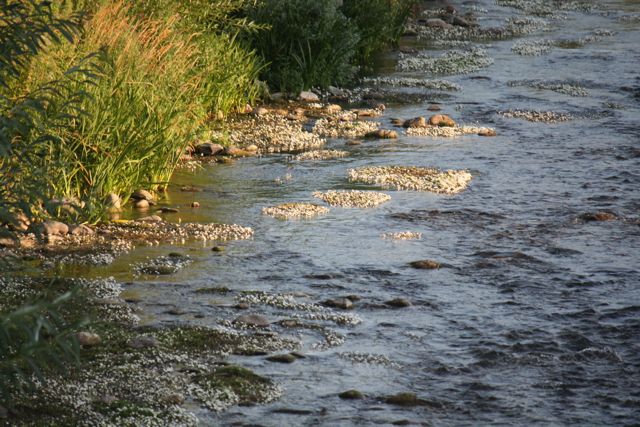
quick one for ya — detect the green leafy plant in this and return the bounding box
[247,0,359,93]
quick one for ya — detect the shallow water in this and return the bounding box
[74,1,640,425]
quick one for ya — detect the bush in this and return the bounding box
[342,0,416,67]
[247,0,360,93]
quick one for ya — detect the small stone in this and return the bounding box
[244,104,253,114]
[69,224,94,236]
[428,114,455,127]
[385,298,412,308]
[339,390,364,400]
[580,212,617,222]
[427,104,441,112]
[128,336,159,349]
[325,104,342,114]
[234,314,270,327]
[426,18,453,29]
[346,140,362,146]
[255,107,269,116]
[194,142,224,156]
[390,118,404,126]
[266,353,297,363]
[131,189,154,201]
[134,199,149,210]
[136,215,163,222]
[409,260,441,270]
[106,193,121,210]
[212,246,225,252]
[386,392,420,407]
[42,220,69,236]
[403,117,427,128]
[478,128,497,137]
[298,90,320,102]
[77,331,101,347]
[157,207,179,213]
[323,298,354,310]
[365,129,398,139]
[191,202,200,208]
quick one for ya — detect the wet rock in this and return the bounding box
[365,129,398,139]
[266,353,297,364]
[402,117,427,128]
[427,104,441,112]
[385,298,412,308]
[234,314,270,328]
[77,331,101,347]
[428,114,455,127]
[69,224,94,236]
[191,202,200,208]
[409,260,441,270]
[385,392,421,407]
[134,199,150,210]
[339,390,364,400]
[580,212,617,222]
[212,245,225,252]
[478,128,497,137]
[390,118,405,126]
[224,146,255,157]
[426,18,453,29]
[157,207,179,213]
[42,220,69,236]
[136,215,163,222]
[323,298,354,310]
[194,142,224,156]
[299,91,320,102]
[346,140,362,146]
[128,335,159,349]
[131,189,154,201]
[106,193,121,210]
[166,308,186,315]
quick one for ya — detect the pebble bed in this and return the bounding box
[499,109,573,123]
[348,166,473,194]
[398,47,494,75]
[312,190,391,208]
[381,231,423,240]
[293,150,349,161]
[312,118,380,139]
[406,125,495,137]
[262,203,330,220]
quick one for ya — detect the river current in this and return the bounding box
[78,1,640,425]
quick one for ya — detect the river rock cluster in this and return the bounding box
[262,203,330,219]
[313,190,391,208]
[348,166,473,194]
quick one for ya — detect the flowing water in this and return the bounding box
[75,1,640,425]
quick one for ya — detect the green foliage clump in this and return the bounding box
[247,0,360,93]
[342,0,416,66]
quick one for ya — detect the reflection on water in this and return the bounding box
[71,1,640,425]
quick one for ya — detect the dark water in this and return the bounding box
[85,1,640,425]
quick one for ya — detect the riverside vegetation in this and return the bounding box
[0,0,418,423]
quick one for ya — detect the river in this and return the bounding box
[72,1,640,425]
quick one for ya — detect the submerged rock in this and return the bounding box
[234,314,271,328]
[385,298,412,308]
[339,390,364,400]
[385,392,421,407]
[409,260,441,270]
[580,212,617,222]
[266,353,297,364]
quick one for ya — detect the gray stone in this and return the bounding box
[234,314,270,327]
[42,220,69,236]
[298,90,320,102]
[77,331,101,347]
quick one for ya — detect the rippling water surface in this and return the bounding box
[86,1,640,425]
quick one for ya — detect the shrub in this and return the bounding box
[247,0,360,93]
[342,0,416,67]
